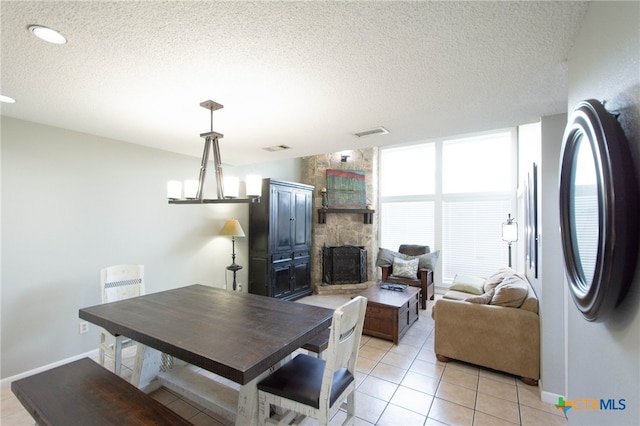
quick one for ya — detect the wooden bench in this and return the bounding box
[11,357,191,425]
[301,328,330,358]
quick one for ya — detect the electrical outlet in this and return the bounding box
[79,321,89,334]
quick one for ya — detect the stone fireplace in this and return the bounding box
[300,148,379,294]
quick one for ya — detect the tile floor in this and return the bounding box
[1,293,567,425]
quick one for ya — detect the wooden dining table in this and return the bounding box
[79,284,334,425]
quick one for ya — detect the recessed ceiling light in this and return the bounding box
[263,145,292,152]
[0,95,16,104]
[28,25,67,45]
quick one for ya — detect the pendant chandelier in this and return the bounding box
[167,100,261,204]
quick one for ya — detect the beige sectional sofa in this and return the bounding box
[432,268,540,385]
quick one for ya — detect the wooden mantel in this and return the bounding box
[317,208,375,224]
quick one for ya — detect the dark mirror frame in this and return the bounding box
[559,99,639,322]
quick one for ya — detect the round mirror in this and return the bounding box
[559,99,639,322]
[571,133,599,287]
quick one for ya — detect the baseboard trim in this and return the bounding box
[1,349,99,391]
[541,389,564,405]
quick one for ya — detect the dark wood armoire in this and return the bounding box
[248,179,314,300]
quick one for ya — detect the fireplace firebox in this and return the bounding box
[322,246,367,284]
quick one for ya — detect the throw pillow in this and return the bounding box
[418,250,440,270]
[376,248,402,267]
[490,274,529,307]
[483,267,515,293]
[465,289,495,304]
[391,257,419,279]
[449,274,486,295]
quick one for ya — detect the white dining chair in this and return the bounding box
[98,264,145,375]
[257,296,367,425]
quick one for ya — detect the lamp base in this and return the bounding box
[226,263,243,290]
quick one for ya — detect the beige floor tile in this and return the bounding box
[377,403,427,426]
[441,366,479,390]
[436,381,477,409]
[364,339,394,352]
[409,358,445,380]
[473,411,519,426]
[401,370,440,395]
[445,361,480,376]
[355,371,367,387]
[520,404,568,426]
[428,397,475,426]
[380,351,414,369]
[1,392,35,426]
[150,387,180,405]
[478,376,517,402]
[400,333,429,349]
[516,384,563,416]
[166,398,201,419]
[390,385,434,416]
[416,348,440,364]
[202,408,234,425]
[425,417,450,425]
[389,343,421,358]
[189,410,227,426]
[356,355,378,374]
[358,375,399,401]
[354,390,388,424]
[370,361,408,384]
[358,344,389,362]
[479,368,517,385]
[475,392,520,424]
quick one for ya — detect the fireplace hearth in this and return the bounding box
[322,245,367,284]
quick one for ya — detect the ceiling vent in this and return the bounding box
[354,127,389,138]
[263,145,292,152]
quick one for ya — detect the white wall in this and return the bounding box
[565,2,640,424]
[0,116,301,379]
[539,113,567,398]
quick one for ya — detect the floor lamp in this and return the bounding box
[501,213,518,268]
[219,219,245,291]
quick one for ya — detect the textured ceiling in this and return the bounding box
[1,1,589,165]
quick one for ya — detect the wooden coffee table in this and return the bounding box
[356,285,420,344]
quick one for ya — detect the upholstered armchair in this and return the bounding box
[377,244,437,309]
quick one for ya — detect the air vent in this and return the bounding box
[263,145,292,152]
[354,127,389,138]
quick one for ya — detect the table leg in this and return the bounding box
[131,344,162,392]
[235,355,291,425]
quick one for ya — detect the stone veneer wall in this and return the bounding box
[300,148,379,293]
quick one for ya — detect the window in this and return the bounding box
[380,130,516,287]
[380,144,436,250]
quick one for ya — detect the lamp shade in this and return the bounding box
[167,181,182,199]
[219,219,245,237]
[184,179,198,199]
[246,175,262,197]
[224,176,240,198]
[501,214,518,243]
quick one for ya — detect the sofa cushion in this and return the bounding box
[450,274,485,295]
[490,274,529,307]
[520,284,539,314]
[483,267,514,293]
[465,289,495,304]
[391,257,419,278]
[442,290,474,301]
